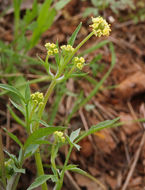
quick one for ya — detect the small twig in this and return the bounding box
[127,102,142,129]
[121,132,145,190]
[79,108,93,143]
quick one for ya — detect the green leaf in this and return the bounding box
[0,84,24,101]
[3,128,23,148]
[10,99,25,116]
[66,135,80,151]
[27,175,51,190]
[24,126,65,149]
[31,140,51,145]
[24,144,39,159]
[70,128,81,142]
[28,0,56,49]
[7,105,26,128]
[68,22,82,46]
[68,166,107,189]
[75,118,119,143]
[24,0,38,25]
[4,150,18,164]
[25,83,31,103]
[65,164,78,171]
[13,165,25,174]
[55,0,71,11]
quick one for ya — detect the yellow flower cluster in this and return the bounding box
[90,16,111,37]
[61,45,74,53]
[31,92,44,106]
[45,43,59,56]
[54,131,65,143]
[73,56,85,70]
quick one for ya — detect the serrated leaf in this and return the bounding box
[24,126,65,149]
[27,175,51,190]
[75,118,119,143]
[3,128,23,148]
[68,22,82,46]
[0,84,24,101]
[70,128,81,142]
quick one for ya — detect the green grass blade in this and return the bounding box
[68,22,82,46]
[79,42,115,107]
[3,128,23,148]
[0,84,24,101]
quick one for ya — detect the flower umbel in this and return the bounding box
[45,43,59,56]
[54,131,65,143]
[61,45,74,54]
[90,16,111,37]
[31,92,44,106]
[73,56,85,70]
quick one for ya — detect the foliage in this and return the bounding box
[82,0,135,17]
[0,16,119,190]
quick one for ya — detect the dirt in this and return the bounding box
[0,1,145,190]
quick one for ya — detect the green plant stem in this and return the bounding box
[33,79,57,190]
[38,80,57,119]
[29,31,94,190]
[11,149,25,190]
[74,31,94,54]
[0,130,6,189]
[55,145,73,190]
[34,148,48,190]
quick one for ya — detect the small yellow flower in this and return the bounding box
[90,16,111,37]
[54,131,65,143]
[76,62,83,70]
[45,42,59,56]
[80,57,85,63]
[61,45,74,53]
[73,56,85,70]
[54,48,58,54]
[31,92,44,105]
[47,50,53,56]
